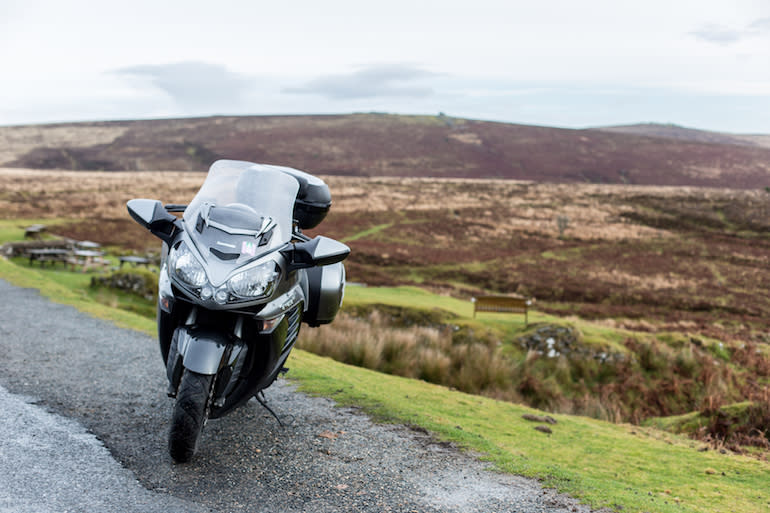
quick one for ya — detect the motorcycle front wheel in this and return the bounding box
[168,369,214,463]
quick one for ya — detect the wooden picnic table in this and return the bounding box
[76,240,101,249]
[26,248,69,267]
[70,249,108,272]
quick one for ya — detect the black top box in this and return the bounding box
[275,166,332,229]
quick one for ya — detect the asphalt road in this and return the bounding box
[0,279,599,513]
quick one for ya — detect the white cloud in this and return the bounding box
[284,64,437,100]
[114,62,255,111]
[690,25,745,45]
[748,17,770,32]
[690,16,770,45]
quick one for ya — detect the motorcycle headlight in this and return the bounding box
[228,261,278,299]
[168,244,207,288]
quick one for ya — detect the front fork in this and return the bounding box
[164,282,305,406]
[165,309,247,406]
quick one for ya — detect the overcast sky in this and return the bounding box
[2,0,769,133]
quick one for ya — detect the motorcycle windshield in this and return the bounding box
[183,160,299,258]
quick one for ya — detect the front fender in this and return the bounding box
[177,329,230,375]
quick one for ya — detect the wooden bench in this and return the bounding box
[472,295,531,325]
[119,256,150,268]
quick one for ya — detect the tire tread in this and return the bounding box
[168,370,213,463]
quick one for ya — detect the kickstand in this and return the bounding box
[256,391,285,428]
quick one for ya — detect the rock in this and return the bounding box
[90,270,158,300]
[516,323,625,363]
[522,414,557,424]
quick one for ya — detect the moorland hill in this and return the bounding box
[2,113,769,188]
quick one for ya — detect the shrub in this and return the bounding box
[697,401,770,451]
[90,269,158,301]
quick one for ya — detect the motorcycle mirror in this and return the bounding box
[127,198,179,243]
[281,236,350,272]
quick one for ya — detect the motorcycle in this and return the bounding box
[127,159,349,462]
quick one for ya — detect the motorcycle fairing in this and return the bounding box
[165,163,304,309]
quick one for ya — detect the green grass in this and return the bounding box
[541,250,569,261]
[1,258,769,512]
[645,410,706,435]
[346,286,633,353]
[0,218,74,244]
[290,351,770,513]
[645,401,768,446]
[341,222,393,243]
[345,285,473,317]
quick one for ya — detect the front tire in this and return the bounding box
[168,369,213,463]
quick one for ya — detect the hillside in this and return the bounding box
[596,123,770,149]
[2,114,770,188]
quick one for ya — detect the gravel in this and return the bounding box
[0,278,599,512]
[0,384,207,513]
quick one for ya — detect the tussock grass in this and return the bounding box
[300,287,770,426]
[299,310,511,396]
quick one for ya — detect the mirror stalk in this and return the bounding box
[281,236,350,273]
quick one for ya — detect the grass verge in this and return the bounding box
[0,218,74,244]
[290,350,770,513]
